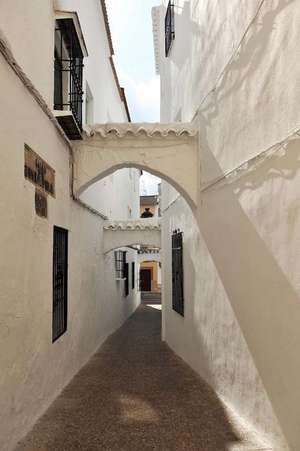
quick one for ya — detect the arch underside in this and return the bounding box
[103,231,161,254]
[73,123,199,210]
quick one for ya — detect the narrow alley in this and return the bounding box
[1,1,300,449]
[16,306,269,451]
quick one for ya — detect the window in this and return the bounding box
[172,230,184,316]
[165,1,175,57]
[132,262,135,290]
[53,226,68,342]
[115,250,126,279]
[124,262,129,297]
[54,18,84,136]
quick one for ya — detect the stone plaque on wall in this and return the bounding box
[24,144,55,197]
[35,189,48,218]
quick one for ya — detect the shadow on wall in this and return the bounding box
[199,0,296,124]
[235,138,300,195]
[170,1,200,71]
[163,205,218,386]
[197,127,300,449]
[167,0,296,121]
[15,307,251,451]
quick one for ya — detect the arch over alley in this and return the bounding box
[72,122,199,211]
[103,219,161,254]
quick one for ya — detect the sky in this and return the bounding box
[106,0,161,195]
[106,0,160,123]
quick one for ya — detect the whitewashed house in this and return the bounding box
[0,1,140,450]
[152,1,300,450]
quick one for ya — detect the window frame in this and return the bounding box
[131,261,135,290]
[124,262,129,297]
[52,226,69,343]
[114,250,127,280]
[165,1,175,57]
[54,17,85,129]
[172,229,184,316]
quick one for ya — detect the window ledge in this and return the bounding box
[54,110,82,141]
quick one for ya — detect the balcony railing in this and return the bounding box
[54,19,84,139]
[54,57,83,128]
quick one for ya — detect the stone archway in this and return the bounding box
[72,122,199,211]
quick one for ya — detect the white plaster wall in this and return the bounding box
[158,0,300,449]
[162,194,289,449]
[81,168,140,220]
[0,0,54,106]
[160,0,300,180]
[0,10,139,451]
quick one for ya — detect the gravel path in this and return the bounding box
[16,305,269,451]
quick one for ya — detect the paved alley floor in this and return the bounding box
[16,305,270,451]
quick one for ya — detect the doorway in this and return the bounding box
[140,268,152,291]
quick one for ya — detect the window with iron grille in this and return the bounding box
[114,250,127,279]
[54,19,84,129]
[165,1,175,57]
[52,226,68,342]
[132,262,135,290]
[124,262,129,297]
[172,230,184,316]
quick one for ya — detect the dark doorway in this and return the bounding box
[140,268,152,291]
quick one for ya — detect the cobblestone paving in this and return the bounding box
[16,305,270,451]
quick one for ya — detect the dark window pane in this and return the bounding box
[172,230,184,316]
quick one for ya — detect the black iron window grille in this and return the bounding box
[115,250,127,279]
[172,229,184,316]
[165,1,175,57]
[132,262,135,290]
[54,19,84,129]
[53,226,68,342]
[124,262,129,297]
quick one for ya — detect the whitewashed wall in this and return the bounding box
[0,0,54,106]
[157,0,300,449]
[81,168,140,220]
[0,1,140,450]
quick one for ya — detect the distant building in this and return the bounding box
[140,194,160,217]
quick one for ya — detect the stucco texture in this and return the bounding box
[159,0,300,449]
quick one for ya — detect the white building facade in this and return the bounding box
[0,1,140,450]
[153,1,300,450]
[2,1,300,450]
